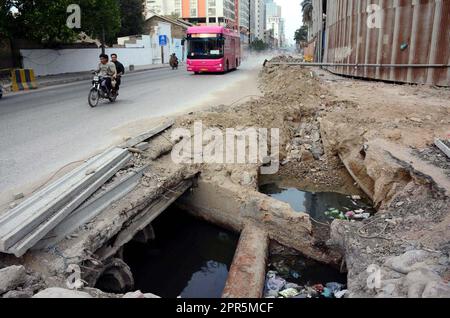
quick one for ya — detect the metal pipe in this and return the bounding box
[266,62,449,68]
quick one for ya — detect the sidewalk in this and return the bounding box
[36,64,171,88]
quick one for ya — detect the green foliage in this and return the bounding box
[11,0,77,45]
[118,0,144,37]
[4,0,121,46]
[79,0,121,45]
[0,0,14,37]
[294,25,308,43]
[250,38,268,51]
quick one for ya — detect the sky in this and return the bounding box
[276,0,303,45]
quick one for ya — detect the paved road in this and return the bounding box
[0,59,263,205]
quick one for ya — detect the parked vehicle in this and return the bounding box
[88,73,117,107]
[186,26,241,74]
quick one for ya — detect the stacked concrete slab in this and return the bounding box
[0,147,131,257]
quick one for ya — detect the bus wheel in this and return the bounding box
[226,60,229,73]
[236,58,239,69]
[194,72,200,75]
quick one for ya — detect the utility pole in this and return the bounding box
[248,0,251,47]
[101,27,106,55]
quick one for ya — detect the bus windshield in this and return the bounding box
[187,36,224,59]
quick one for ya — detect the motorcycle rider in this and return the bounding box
[111,53,125,92]
[169,53,179,70]
[96,53,117,95]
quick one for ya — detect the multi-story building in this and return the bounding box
[264,0,284,48]
[251,0,266,41]
[180,0,238,29]
[144,0,182,17]
[239,0,250,43]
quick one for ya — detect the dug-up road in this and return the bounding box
[0,57,264,207]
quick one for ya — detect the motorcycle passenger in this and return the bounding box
[111,53,125,92]
[96,54,117,94]
[169,53,179,70]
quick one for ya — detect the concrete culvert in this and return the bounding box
[92,258,134,294]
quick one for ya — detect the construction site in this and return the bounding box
[0,0,449,301]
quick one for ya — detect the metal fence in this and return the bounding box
[311,0,450,86]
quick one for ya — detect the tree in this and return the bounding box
[294,25,308,43]
[0,0,14,37]
[7,0,121,46]
[118,0,144,37]
[80,0,121,45]
[301,0,313,24]
[11,0,78,45]
[250,38,268,51]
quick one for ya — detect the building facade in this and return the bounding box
[144,0,182,17]
[180,0,238,29]
[264,0,284,48]
[251,0,266,41]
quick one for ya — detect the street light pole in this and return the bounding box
[248,0,251,46]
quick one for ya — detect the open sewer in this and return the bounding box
[123,207,239,298]
[259,179,375,223]
[259,176,375,298]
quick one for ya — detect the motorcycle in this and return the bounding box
[170,58,179,70]
[88,72,117,107]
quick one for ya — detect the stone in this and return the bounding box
[33,288,93,298]
[123,291,145,298]
[311,144,324,160]
[311,131,321,142]
[404,268,441,298]
[422,281,450,298]
[13,193,24,200]
[300,149,314,162]
[144,293,161,299]
[2,290,34,298]
[240,172,253,186]
[384,250,431,274]
[0,265,27,294]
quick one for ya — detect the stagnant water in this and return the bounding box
[123,207,239,298]
[259,182,374,223]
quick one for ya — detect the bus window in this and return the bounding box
[188,36,224,59]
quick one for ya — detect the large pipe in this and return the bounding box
[266,62,449,68]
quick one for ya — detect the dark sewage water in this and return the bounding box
[259,182,374,223]
[123,207,239,298]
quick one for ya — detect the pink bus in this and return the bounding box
[186,26,241,74]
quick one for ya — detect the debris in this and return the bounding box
[279,288,300,298]
[0,265,27,294]
[321,287,333,298]
[334,290,347,298]
[13,193,24,201]
[264,271,286,297]
[33,287,93,298]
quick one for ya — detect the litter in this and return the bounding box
[279,288,300,298]
[326,282,343,294]
[321,287,333,298]
[265,271,286,296]
[334,290,348,298]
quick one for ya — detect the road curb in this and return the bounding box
[37,65,171,88]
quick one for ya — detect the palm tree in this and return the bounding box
[301,0,313,24]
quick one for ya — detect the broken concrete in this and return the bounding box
[0,265,27,294]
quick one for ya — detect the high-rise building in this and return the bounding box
[144,0,182,17]
[264,0,284,47]
[180,0,238,29]
[251,0,266,41]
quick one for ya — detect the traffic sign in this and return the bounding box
[159,35,167,46]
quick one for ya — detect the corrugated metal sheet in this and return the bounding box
[314,0,450,86]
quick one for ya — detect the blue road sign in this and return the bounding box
[159,35,167,46]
